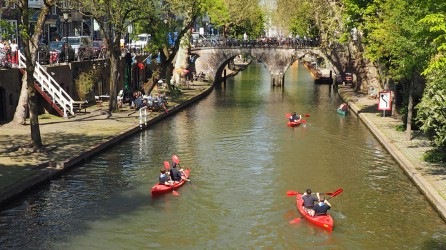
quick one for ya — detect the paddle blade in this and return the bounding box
[304,114,310,117]
[289,218,302,224]
[172,155,180,164]
[330,188,343,198]
[286,191,298,196]
[285,113,291,118]
[301,119,307,124]
[164,161,170,169]
[172,190,180,196]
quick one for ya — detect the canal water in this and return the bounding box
[1,62,446,249]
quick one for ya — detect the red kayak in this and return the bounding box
[287,120,302,127]
[296,193,333,232]
[151,168,190,196]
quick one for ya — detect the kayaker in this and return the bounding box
[339,103,348,112]
[302,189,319,216]
[159,169,173,186]
[313,196,331,216]
[289,112,301,122]
[170,164,183,183]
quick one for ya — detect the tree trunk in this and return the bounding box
[27,72,42,147]
[108,53,119,116]
[406,80,414,141]
[12,75,28,125]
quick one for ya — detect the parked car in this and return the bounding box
[61,36,94,61]
[36,43,50,64]
[48,41,75,63]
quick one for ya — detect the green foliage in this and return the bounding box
[0,20,16,40]
[75,69,98,100]
[416,68,446,150]
[422,148,446,163]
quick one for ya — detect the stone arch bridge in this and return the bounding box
[191,47,329,86]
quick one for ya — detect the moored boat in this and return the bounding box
[151,168,190,196]
[296,193,333,232]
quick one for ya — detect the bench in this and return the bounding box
[73,100,88,113]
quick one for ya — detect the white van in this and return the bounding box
[130,33,151,49]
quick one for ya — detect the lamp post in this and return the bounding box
[63,12,69,63]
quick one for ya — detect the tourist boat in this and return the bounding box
[296,193,333,232]
[336,108,347,116]
[151,168,190,196]
[287,120,302,127]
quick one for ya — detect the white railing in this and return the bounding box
[139,106,148,129]
[18,51,74,117]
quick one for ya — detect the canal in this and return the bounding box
[1,62,446,249]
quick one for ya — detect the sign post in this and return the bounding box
[378,91,392,117]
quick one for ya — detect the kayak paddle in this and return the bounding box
[172,154,180,164]
[289,188,343,224]
[164,161,170,169]
[286,190,333,196]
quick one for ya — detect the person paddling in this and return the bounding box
[313,196,331,216]
[169,164,183,183]
[302,188,319,216]
[289,112,301,122]
[159,169,173,186]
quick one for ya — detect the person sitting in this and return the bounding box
[339,103,348,112]
[302,189,319,216]
[169,164,183,183]
[159,169,173,186]
[289,112,301,122]
[313,196,331,216]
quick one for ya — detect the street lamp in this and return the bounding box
[63,12,69,63]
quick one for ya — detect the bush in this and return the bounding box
[76,68,99,100]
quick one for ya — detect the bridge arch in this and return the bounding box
[190,47,332,86]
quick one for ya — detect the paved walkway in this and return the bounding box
[1,82,445,222]
[337,84,446,220]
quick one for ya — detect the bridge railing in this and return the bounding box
[190,38,320,49]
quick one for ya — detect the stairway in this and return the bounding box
[18,51,74,117]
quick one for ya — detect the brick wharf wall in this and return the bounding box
[0,55,148,122]
[0,69,22,122]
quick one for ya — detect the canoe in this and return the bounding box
[296,193,333,232]
[337,108,347,116]
[151,168,190,196]
[287,120,302,127]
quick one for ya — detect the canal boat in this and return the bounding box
[151,168,190,196]
[296,192,333,232]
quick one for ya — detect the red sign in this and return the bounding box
[378,91,392,111]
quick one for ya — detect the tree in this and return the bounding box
[416,13,446,158]
[11,0,56,149]
[362,0,433,140]
[75,0,156,115]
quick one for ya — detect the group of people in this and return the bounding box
[158,161,189,186]
[0,39,19,67]
[117,89,168,112]
[302,188,331,216]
